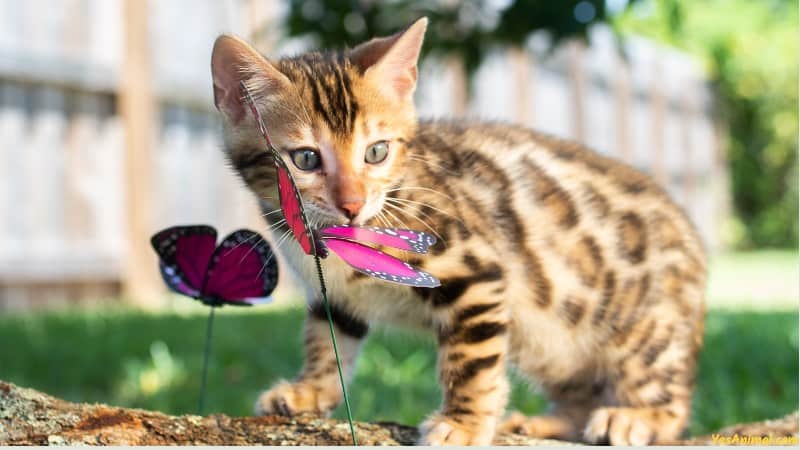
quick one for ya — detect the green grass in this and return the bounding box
[0,305,796,436]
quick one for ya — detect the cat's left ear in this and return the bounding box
[211,34,290,124]
[350,17,427,100]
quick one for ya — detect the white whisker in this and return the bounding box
[383,201,446,246]
[376,211,392,229]
[381,205,411,230]
[260,229,291,275]
[406,156,457,175]
[385,196,464,224]
[261,209,283,218]
[223,231,258,256]
[263,218,288,234]
[237,235,262,264]
[272,229,294,253]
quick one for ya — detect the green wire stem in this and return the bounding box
[240,82,356,443]
[314,255,358,445]
[198,305,215,415]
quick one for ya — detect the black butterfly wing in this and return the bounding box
[151,225,217,298]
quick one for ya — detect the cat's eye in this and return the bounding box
[365,141,389,164]
[290,148,321,171]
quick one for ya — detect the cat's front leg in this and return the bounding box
[420,300,510,445]
[255,300,367,417]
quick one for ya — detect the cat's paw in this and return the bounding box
[419,414,493,445]
[254,380,337,417]
[584,407,656,445]
[498,412,577,440]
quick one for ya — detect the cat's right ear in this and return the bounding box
[350,17,427,101]
[211,35,289,124]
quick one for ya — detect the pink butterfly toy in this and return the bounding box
[151,226,278,307]
[150,225,278,414]
[241,82,440,289]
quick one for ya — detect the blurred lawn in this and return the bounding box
[0,304,796,436]
[706,250,798,309]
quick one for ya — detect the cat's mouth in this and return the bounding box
[304,203,351,227]
[306,202,384,227]
[304,193,387,227]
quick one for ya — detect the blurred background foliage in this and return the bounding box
[615,0,798,249]
[284,0,798,249]
[284,0,630,73]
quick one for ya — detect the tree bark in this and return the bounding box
[1,381,796,445]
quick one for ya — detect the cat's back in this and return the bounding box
[411,119,706,272]
[408,119,706,378]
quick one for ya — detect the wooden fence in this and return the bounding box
[0,1,727,310]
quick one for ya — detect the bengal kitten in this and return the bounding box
[209,18,706,445]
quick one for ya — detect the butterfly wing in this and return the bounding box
[275,157,316,255]
[319,226,436,254]
[240,81,316,256]
[150,225,218,297]
[201,229,279,305]
[324,238,440,288]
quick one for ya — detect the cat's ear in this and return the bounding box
[211,34,290,124]
[350,17,427,100]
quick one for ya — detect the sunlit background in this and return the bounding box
[0,0,796,437]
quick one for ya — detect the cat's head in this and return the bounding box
[211,18,427,227]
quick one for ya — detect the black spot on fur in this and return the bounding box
[524,160,580,229]
[444,406,474,417]
[526,251,552,308]
[455,302,502,322]
[642,339,670,366]
[618,212,648,264]
[430,278,471,307]
[559,297,586,327]
[592,271,617,325]
[233,151,271,172]
[459,321,507,344]
[449,354,501,388]
[426,264,504,308]
[582,183,611,218]
[447,351,466,362]
[309,301,368,338]
[462,252,481,272]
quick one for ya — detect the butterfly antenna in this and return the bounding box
[198,306,216,415]
[314,255,358,445]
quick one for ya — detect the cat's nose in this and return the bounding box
[339,199,365,220]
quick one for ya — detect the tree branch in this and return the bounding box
[0,381,796,445]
